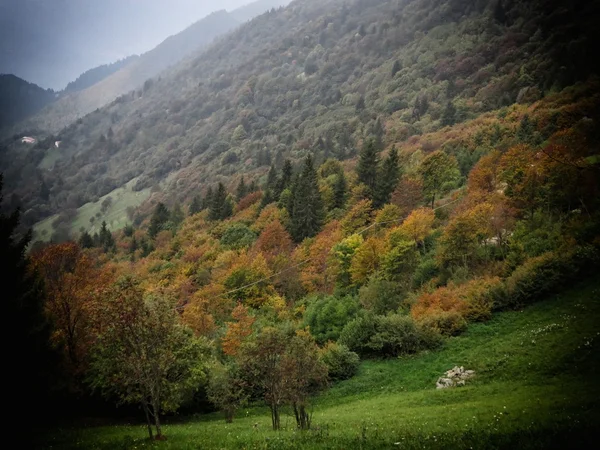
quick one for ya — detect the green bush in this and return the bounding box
[320,342,360,381]
[339,313,442,358]
[412,257,439,288]
[494,246,599,310]
[220,223,257,250]
[416,310,467,336]
[359,278,407,314]
[303,295,360,345]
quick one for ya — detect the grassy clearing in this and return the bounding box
[33,178,150,242]
[40,279,600,449]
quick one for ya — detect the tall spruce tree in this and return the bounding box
[189,195,202,215]
[202,187,214,211]
[275,160,293,198]
[2,175,58,433]
[374,146,401,208]
[148,203,170,238]
[357,138,380,197]
[441,101,456,127]
[236,176,248,201]
[289,155,325,242]
[332,172,348,210]
[209,183,232,221]
[98,221,116,252]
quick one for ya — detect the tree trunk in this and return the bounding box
[270,404,280,430]
[142,402,153,440]
[431,192,436,209]
[152,400,163,438]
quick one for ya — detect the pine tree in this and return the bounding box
[374,146,401,208]
[249,179,259,193]
[391,60,402,77]
[170,203,184,229]
[79,231,94,249]
[202,187,214,211]
[209,183,233,221]
[441,101,456,127]
[99,221,116,253]
[332,172,348,210]
[261,165,279,208]
[148,203,170,238]
[289,155,325,242]
[236,176,248,201]
[275,160,293,198]
[357,139,380,197]
[189,195,202,215]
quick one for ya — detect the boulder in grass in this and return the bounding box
[436,366,475,389]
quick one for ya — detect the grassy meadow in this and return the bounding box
[39,279,600,449]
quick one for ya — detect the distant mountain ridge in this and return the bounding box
[5,0,291,136]
[0,74,56,129]
[64,56,140,94]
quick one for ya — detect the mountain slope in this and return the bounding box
[0,75,56,129]
[1,0,598,232]
[63,56,140,94]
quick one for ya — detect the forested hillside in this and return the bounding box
[1,0,597,235]
[3,0,600,446]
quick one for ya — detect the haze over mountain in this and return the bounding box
[0,0,279,90]
[0,0,291,131]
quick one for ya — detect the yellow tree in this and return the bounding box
[350,236,385,286]
[399,207,435,247]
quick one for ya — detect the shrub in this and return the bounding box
[339,313,441,358]
[494,246,599,310]
[220,223,257,250]
[359,278,407,314]
[320,342,360,381]
[303,295,360,345]
[416,310,467,336]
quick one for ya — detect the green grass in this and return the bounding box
[39,279,600,449]
[33,178,151,242]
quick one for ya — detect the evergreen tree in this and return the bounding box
[289,155,325,242]
[40,180,50,201]
[356,139,380,197]
[123,224,134,237]
[78,231,94,249]
[2,175,57,432]
[249,180,259,193]
[391,60,402,77]
[374,146,401,208]
[202,187,214,211]
[170,203,185,228]
[355,95,366,111]
[189,195,202,215]
[236,176,248,201]
[441,101,457,127]
[130,235,138,254]
[209,183,233,221]
[148,203,170,238]
[275,160,293,198]
[98,221,116,253]
[261,165,279,208]
[332,172,348,210]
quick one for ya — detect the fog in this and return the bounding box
[0,0,255,90]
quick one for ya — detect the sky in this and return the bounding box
[0,0,253,90]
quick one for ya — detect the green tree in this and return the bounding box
[236,176,248,201]
[332,172,348,209]
[89,277,211,440]
[418,151,461,208]
[148,203,170,238]
[441,101,456,127]
[357,139,380,197]
[206,362,248,423]
[289,155,325,242]
[98,221,116,252]
[202,187,214,211]
[170,202,185,228]
[275,159,293,198]
[209,183,233,221]
[189,195,202,215]
[374,146,400,208]
[78,230,94,249]
[391,60,402,77]
[2,175,57,431]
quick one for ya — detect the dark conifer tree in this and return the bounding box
[332,171,348,210]
[374,146,401,208]
[357,138,380,197]
[202,187,214,211]
[289,155,325,242]
[236,176,248,201]
[209,183,232,221]
[189,195,202,215]
[275,160,293,198]
[148,203,170,238]
[441,101,457,127]
[78,231,94,249]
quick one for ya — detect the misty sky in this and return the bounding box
[0,0,254,90]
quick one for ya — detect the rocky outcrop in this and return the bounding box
[436,366,475,389]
